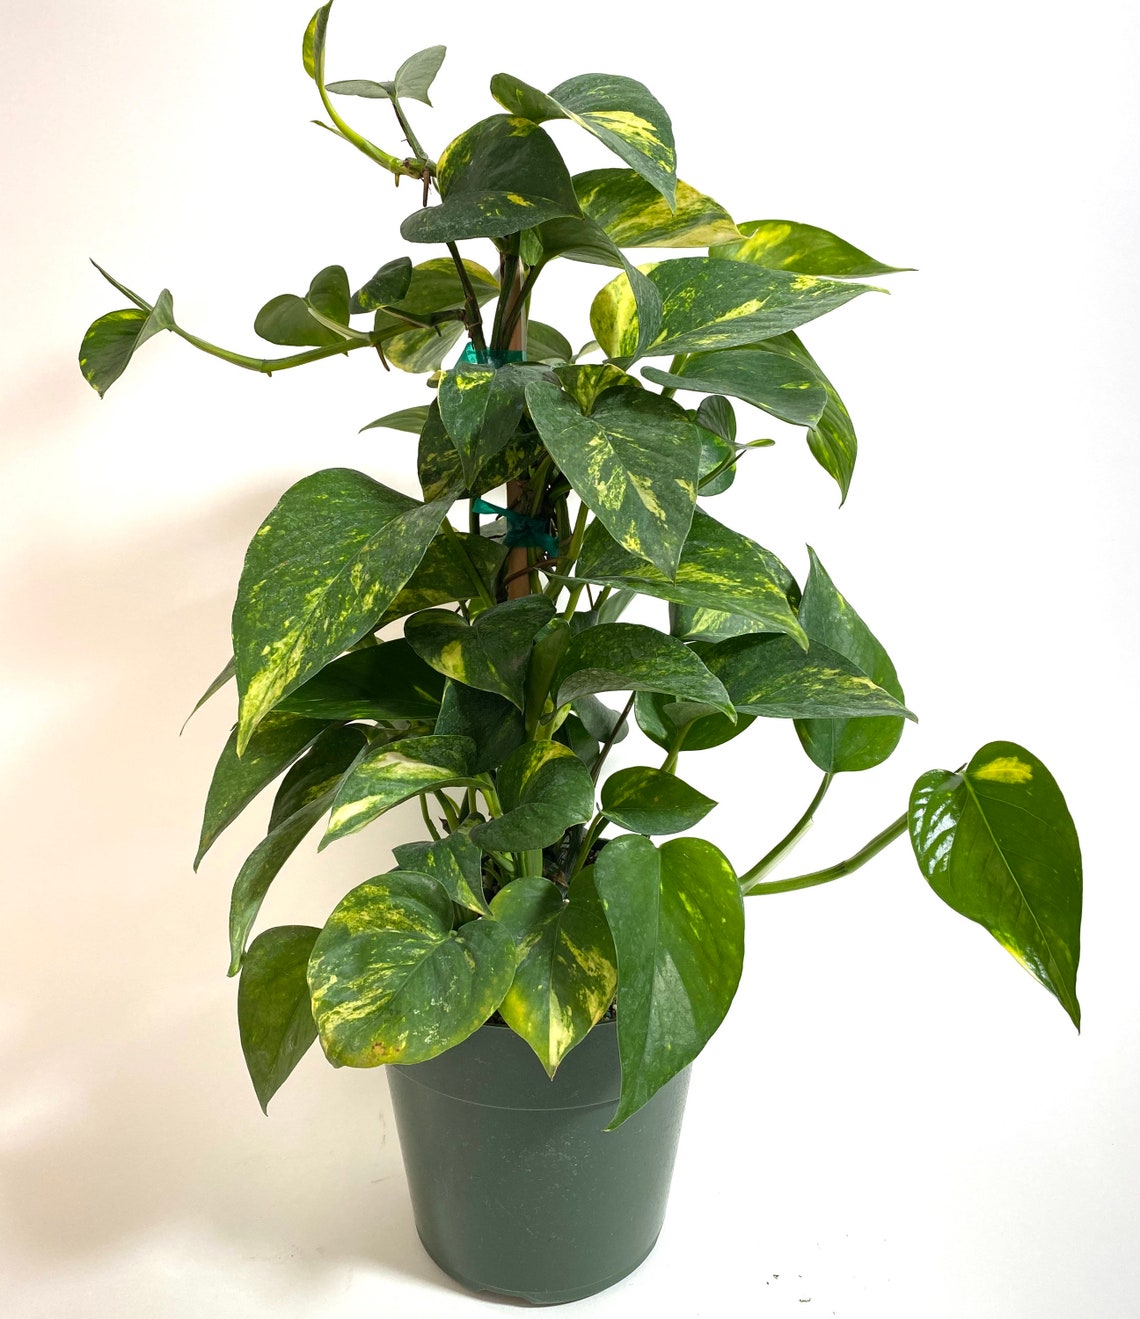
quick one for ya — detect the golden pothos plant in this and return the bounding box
[80,3,1082,1127]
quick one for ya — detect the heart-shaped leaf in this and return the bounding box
[491,872,617,1075]
[376,526,507,626]
[276,638,445,723]
[643,346,827,427]
[552,364,641,415]
[79,288,176,396]
[232,468,452,750]
[254,265,351,347]
[350,257,413,312]
[393,831,490,916]
[437,362,535,484]
[371,257,498,373]
[405,596,556,710]
[711,219,912,279]
[524,320,573,363]
[909,742,1082,1028]
[471,741,595,853]
[595,835,744,1127]
[434,681,526,775]
[418,397,543,502]
[238,925,321,1113]
[526,379,701,577]
[307,871,516,1066]
[601,766,715,835]
[574,169,739,246]
[327,45,446,105]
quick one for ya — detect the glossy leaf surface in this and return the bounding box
[795,548,907,772]
[553,364,641,415]
[277,638,444,722]
[360,405,429,434]
[471,741,595,852]
[232,468,451,750]
[574,169,739,246]
[526,379,700,577]
[434,682,526,774]
[437,362,533,484]
[350,257,413,312]
[321,735,477,846]
[601,766,715,835]
[643,347,827,427]
[711,219,910,278]
[238,925,320,1112]
[418,398,541,502]
[393,831,490,916]
[595,835,744,1127]
[909,742,1082,1027]
[525,320,573,364]
[491,873,617,1076]
[307,871,516,1065]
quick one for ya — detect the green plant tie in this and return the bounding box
[472,499,558,557]
[459,342,526,367]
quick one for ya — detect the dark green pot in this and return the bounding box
[386,1020,690,1304]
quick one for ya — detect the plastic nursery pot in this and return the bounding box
[386,1018,691,1305]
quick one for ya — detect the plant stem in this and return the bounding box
[434,791,460,831]
[742,812,909,896]
[552,502,593,610]
[446,242,488,359]
[591,693,635,784]
[738,773,833,890]
[570,813,606,880]
[657,353,688,399]
[171,325,371,374]
[388,95,433,170]
[419,794,442,841]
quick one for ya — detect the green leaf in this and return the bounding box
[307,871,516,1065]
[437,362,534,484]
[525,380,700,577]
[601,766,715,836]
[79,289,175,396]
[572,694,630,746]
[302,4,330,81]
[795,548,907,772]
[325,78,394,99]
[182,655,236,730]
[376,524,507,623]
[229,724,369,974]
[491,74,676,205]
[553,623,734,718]
[196,710,329,870]
[360,405,430,434]
[591,256,880,362]
[372,257,498,373]
[276,638,444,722]
[643,346,827,427]
[574,169,739,246]
[393,831,490,917]
[595,835,744,1127]
[634,688,756,754]
[405,596,555,710]
[401,116,581,245]
[238,925,321,1113]
[393,45,447,104]
[471,741,595,853]
[350,257,413,312]
[491,872,617,1076]
[576,509,807,646]
[321,734,478,847]
[254,265,351,347]
[525,320,573,364]
[710,219,911,279]
[552,363,641,414]
[232,468,452,750]
[434,681,526,775]
[909,742,1082,1028]
[418,397,542,503]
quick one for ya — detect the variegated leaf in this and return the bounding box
[600,766,715,836]
[393,831,490,916]
[525,379,700,577]
[710,219,911,279]
[909,742,1081,1028]
[595,835,744,1127]
[302,4,330,81]
[238,925,321,1113]
[277,638,444,723]
[591,256,880,361]
[321,734,478,847]
[196,710,328,869]
[307,871,516,1066]
[575,509,807,646]
[437,362,535,484]
[405,596,556,710]
[434,681,526,775]
[79,288,175,396]
[376,528,507,626]
[635,688,756,754]
[401,116,581,245]
[795,548,907,773]
[229,725,369,974]
[471,740,595,853]
[491,74,676,204]
[552,363,641,414]
[553,622,734,718]
[642,346,827,427]
[491,872,617,1076]
[418,397,543,503]
[574,169,739,247]
[349,257,413,312]
[372,257,498,373]
[232,469,452,751]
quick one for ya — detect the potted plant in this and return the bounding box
[78,2,1083,1304]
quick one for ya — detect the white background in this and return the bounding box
[3,1,1138,1315]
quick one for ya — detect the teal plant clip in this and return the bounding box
[459,342,526,368]
[472,498,558,557]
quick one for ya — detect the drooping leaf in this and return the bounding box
[591,256,880,361]
[405,596,556,710]
[471,741,595,852]
[574,169,739,246]
[232,468,452,750]
[196,710,328,869]
[491,74,676,204]
[595,835,744,1127]
[437,362,536,484]
[360,405,430,434]
[321,735,478,847]
[372,257,498,374]
[575,509,807,646]
[643,346,827,427]
[433,681,526,774]
[254,265,352,347]
[795,548,907,772]
[401,116,581,245]
[600,766,715,836]
[393,831,490,916]
[376,524,507,623]
[307,871,516,1066]
[228,724,369,974]
[276,638,444,723]
[553,623,734,717]
[238,925,321,1113]
[350,257,413,312]
[909,742,1082,1028]
[711,219,912,279]
[491,872,617,1076]
[525,379,701,577]
[79,289,176,396]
